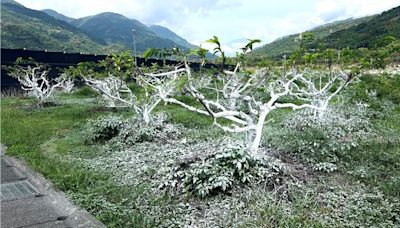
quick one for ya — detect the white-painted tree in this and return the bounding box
[68,52,184,124]
[160,39,352,155]
[56,73,75,93]
[82,75,130,108]
[7,58,69,105]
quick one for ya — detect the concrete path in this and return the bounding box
[1,146,105,228]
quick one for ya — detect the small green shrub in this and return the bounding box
[85,113,181,147]
[162,142,288,198]
[85,115,125,143]
[117,113,181,145]
[263,102,375,163]
[73,86,98,98]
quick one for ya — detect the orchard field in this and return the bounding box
[2,39,400,227]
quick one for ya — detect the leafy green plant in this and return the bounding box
[207,35,226,71]
[84,112,181,148]
[162,142,287,198]
[85,115,125,143]
[236,39,261,65]
[116,112,181,145]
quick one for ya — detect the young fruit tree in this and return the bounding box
[6,58,71,105]
[160,39,353,155]
[56,73,75,93]
[82,74,131,108]
[68,52,184,124]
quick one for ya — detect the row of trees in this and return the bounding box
[246,33,400,69]
[8,37,352,155]
[289,39,400,69]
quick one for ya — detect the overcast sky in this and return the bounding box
[16,0,400,55]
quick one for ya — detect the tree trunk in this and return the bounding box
[141,108,151,125]
[249,109,269,155]
[312,99,326,118]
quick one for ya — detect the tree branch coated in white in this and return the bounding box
[161,61,351,155]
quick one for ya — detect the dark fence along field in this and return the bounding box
[1,48,218,88]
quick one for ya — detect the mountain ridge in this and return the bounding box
[324,6,400,49]
[1,0,199,55]
[69,12,184,52]
[0,2,105,53]
[149,25,196,49]
[41,9,75,23]
[251,16,374,58]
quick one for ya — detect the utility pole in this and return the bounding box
[132,29,137,66]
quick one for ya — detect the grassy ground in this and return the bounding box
[1,94,154,226]
[0,91,224,226]
[1,73,399,227]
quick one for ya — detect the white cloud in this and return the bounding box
[315,0,400,20]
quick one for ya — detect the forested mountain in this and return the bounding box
[70,12,183,52]
[2,0,196,54]
[251,16,373,58]
[252,5,400,59]
[149,25,196,49]
[324,6,400,49]
[0,2,105,53]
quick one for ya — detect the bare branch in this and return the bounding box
[158,63,350,154]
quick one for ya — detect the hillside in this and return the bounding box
[149,25,196,49]
[324,6,400,48]
[41,9,75,23]
[0,0,22,6]
[0,2,106,53]
[2,1,196,55]
[71,13,184,53]
[251,16,373,58]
